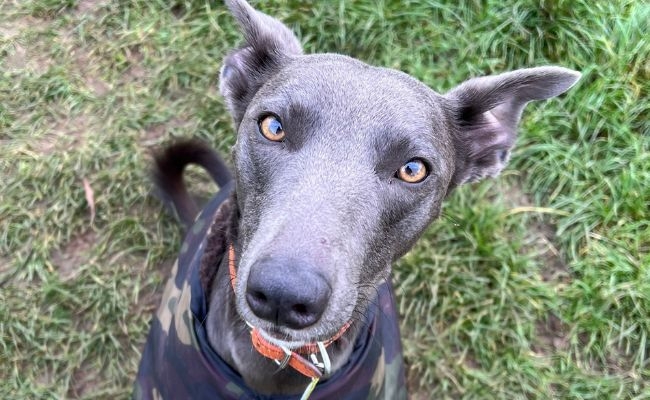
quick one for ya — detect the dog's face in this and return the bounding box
[229,57,458,345]
[219,0,579,347]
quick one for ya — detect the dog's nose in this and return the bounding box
[246,258,331,329]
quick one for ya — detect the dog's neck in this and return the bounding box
[203,202,359,396]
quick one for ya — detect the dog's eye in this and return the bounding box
[259,115,285,142]
[397,159,428,183]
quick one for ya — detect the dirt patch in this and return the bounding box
[502,181,573,360]
[51,231,97,281]
[406,364,429,400]
[4,43,27,69]
[0,15,42,41]
[72,50,111,96]
[60,28,107,96]
[67,360,103,399]
[124,46,147,82]
[409,390,430,400]
[531,222,570,284]
[574,333,638,376]
[36,368,55,387]
[3,16,106,93]
[5,5,115,98]
[533,313,570,356]
[0,256,14,283]
[85,75,110,96]
[2,13,55,73]
[35,114,92,155]
[604,345,637,375]
[3,13,108,91]
[4,42,53,74]
[500,180,571,284]
[75,0,109,16]
[142,117,194,146]
[460,351,479,369]
[0,255,29,288]
[49,24,112,97]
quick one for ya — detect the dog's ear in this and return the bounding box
[446,66,580,186]
[220,0,303,125]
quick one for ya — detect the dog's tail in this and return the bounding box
[152,139,232,229]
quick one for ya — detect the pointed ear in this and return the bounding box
[220,0,303,125]
[446,66,580,185]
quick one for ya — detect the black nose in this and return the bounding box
[246,258,331,329]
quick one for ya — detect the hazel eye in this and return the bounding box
[397,159,428,183]
[259,115,285,141]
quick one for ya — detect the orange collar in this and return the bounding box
[227,245,351,380]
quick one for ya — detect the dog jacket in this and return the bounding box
[134,184,407,399]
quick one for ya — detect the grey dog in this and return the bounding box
[134,0,580,398]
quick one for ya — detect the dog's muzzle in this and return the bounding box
[227,245,351,399]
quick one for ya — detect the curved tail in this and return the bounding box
[152,139,233,229]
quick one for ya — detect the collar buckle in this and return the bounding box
[273,345,292,370]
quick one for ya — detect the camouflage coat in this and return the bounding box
[134,185,407,399]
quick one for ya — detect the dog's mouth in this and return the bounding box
[259,326,297,344]
[250,324,350,351]
[231,241,361,354]
[256,326,308,349]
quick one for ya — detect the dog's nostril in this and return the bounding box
[291,304,308,315]
[251,290,267,303]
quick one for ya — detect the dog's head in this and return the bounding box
[219,0,579,347]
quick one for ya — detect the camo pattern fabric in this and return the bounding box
[134,183,407,399]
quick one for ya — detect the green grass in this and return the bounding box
[1,0,648,398]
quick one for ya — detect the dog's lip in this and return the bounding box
[255,325,350,351]
[263,327,291,341]
[256,327,308,349]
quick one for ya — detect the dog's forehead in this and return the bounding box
[263,54,442,125]
[244,53,454,167]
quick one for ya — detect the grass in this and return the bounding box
[0,0,648,398]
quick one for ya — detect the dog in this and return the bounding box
[133,0,580,398]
